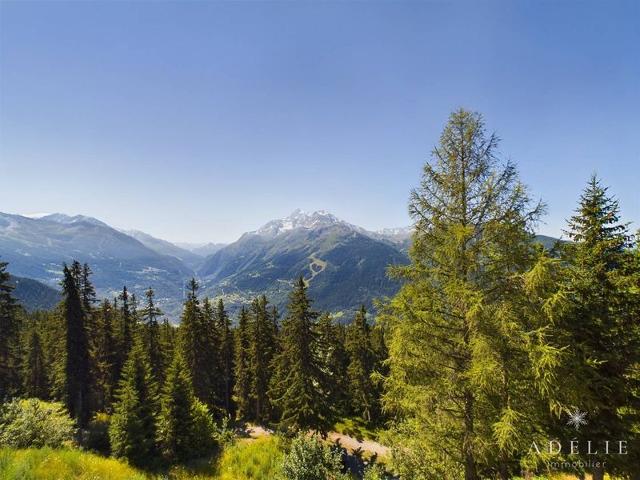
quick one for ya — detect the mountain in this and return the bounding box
[9,275,60,312]
[0,212,193,316]
[198,210,409,317]
[175,242,227,257]
[125,230,204,269]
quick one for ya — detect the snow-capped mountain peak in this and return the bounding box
[254,209,345,237]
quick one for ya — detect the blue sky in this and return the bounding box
[1,1,638,243]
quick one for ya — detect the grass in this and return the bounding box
[214,436,284,480]
[0,447,146,480]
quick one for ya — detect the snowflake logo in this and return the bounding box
[566,409,588,431]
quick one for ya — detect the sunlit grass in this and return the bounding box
[0,447,146,480]
[214,436,284,480]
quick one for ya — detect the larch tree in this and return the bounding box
[381,110,555,479]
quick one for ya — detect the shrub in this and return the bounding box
[363,463,386,480]
[0,398,76,448]
[280,433,349,480]
[213,415,235,446]
[85,412,110,454]
[191,399,217,457]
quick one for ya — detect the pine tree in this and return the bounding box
[116,286,134,376]
[178,279,212,406]
[90,299,118,412]
[233,307,252,420]
[270,278,332,434]
[345,306,376,422]
[159,318,176,384]
[0,260,20,397]
[140,288,165,383]
[249,295,278,423]
[317,313,350,417]
[553,176,640,480]
[382,110,553,479]
[216,299,234,414]
[109,338,159,467]
[22,325,48,399]
[61,262,91,425]
[200,297,220,408]
[157,352,198,462]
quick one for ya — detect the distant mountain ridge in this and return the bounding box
[9,275,60,312]
[1,210,562,320]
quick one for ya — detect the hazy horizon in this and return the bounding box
[1,1,638,243]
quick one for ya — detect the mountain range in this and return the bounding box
[0,210,411,318]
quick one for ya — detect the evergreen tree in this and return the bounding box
[140,288,164,383]
[201,297,220,408]
[80,263,97,314]
[22,325,48,399]
[90,299,118,412]
[216,299,234,414]
[345,306,376,422]
[178,279,213,406]
[157,352,198,462]
[270,278,332,434]
[382,110,554,479]
[116,286,134,376]
[249,295,278,423]
[317,313,350,417]
[0,260,20,397]
[61,263,91,425]
[159,318,176,384]
[109,338,159,467]
[233,307,252,420]
[553,176,640,480]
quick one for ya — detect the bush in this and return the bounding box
[190,400,217,457]
[213,415,235,446]
[85,412,110,454]
[363,463,386,480]
[0,399,76,448]
[280,433,349,480]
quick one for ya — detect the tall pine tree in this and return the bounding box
[61,262,91,425]
[553,176,640,480]
[233,307,252,420]
[0,260,20,397]
[109,337,159,467]
[345,306,376,422]
[270,278,331,434]
[140,288,165,383]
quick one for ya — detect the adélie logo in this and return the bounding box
[566,408,588,431]
[529,409,628,458]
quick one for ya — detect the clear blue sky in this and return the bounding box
[1,1,638,243]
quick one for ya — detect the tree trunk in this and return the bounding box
[592,464,605,480]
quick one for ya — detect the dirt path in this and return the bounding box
[327,431,390,457]
[242,424,389,457]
